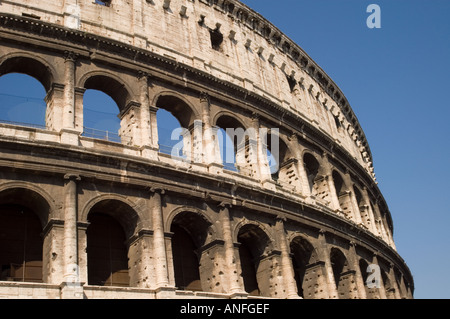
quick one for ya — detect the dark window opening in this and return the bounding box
[87,213,129,287]
[286,74,297,92]
[95,0,111,7]
[0,205,43,283]
[210,27,224,51]
[334,115,342,130]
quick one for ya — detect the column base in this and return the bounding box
[60,281,85,299]
[154,286,178,299]
[60,128,81,146]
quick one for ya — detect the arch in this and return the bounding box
[78,71,134,112]
[264,129,295,181]
[330,247,354,299]
[154,92,198,129]
[215,113,253,174]
[82,89,121,141]
[0,185,53,227]
[169,210,213,292]
[303,152,321,192]
[332,170,346,195]
[0,187,53,283]
[289,236,319,298]
[86,212,130,287]
[81,194,141,239]
[236,223,273,297]
[0,53,55,92]
[0,73,47,128]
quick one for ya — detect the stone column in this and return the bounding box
[149,105,159,150]
[275,216,299,298]
[61,51,80,145]
[296,152,312,198]
[344,172,363,224]
[138,71,158,160]
[322,154,341,211]
[388,263,402,299]
[372,254,387,299]
[138,71,152,148]
[200,92,215,166]
[252,115,271,182]
[62,174,83,299]
[348,242,367,299]
[63,174,80,281]
[150,188,170,288]
[219,203,243,294]
[317,230,338,299]
[362,187,378,234]
[63,51,76,129]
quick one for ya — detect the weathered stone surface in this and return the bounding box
[0,0,413,299]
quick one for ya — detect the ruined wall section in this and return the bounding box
[0,0,374,180]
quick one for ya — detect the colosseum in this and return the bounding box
[0,0,413,299]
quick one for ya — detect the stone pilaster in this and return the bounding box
[348,241,367,299]
[62,174,83,299]
[219,203,244,294]
[150,188,170,288]
[275,216,299,298]
[317,230,338,299]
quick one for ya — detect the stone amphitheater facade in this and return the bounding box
[0,0,413,299]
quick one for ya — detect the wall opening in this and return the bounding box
[237,224,272,297]
[0,204,43,283]
[290,237,318,298]
[83,89,121,143]
[0,73,47,129]
[157,108,184,157]
[86,212,130,287]
[156,95,197,161]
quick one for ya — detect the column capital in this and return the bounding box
[64,50,79,62]
[218,201,233,209]
[137,70,151,80]
[148,186,165,195]
[200,91,210,104]
[276,214,287,223]
[64,174,81,182]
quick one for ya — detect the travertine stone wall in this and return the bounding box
[0,0,413,299]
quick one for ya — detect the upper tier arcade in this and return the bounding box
[0,0,375,179]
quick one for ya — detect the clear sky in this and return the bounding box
[0,0,448,299]
[238,0,450,299]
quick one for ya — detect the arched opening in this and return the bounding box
[0,205,43,283]
[82,75,132,144]
[170,211,211,292]
[87,213,130,287]
[265,132,299,189]
[354,186,369,229]
[381,267,395,299]
[290,237,318,298]
[332,171,354,220]
[0,56,52,129]
[237,224,272,297]
[303,153,320,193]
[359,258,380,299]
[215,115,252,176]
[330,248,354,299]
[86,200,138,287]
[157,108,185,157]
[83,89,121,143]
[156,95,196,161]
[0,188,50,283]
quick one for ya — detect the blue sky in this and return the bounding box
[238,0,450,299]
[0,0,448,299]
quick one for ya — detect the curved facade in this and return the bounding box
[0,0,413,299]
